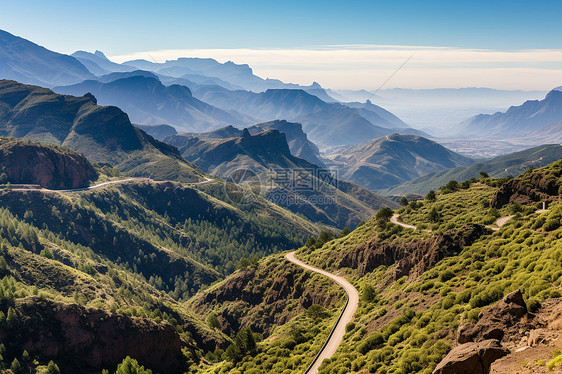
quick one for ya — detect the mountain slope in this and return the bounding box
[135,124,178,140]
[0,144,325,371]
[457,88,562,138]
[325,133,474,191]
[344,99,409,129]
[0,79,205,182]
[249,120,326,167]
[192,86,405,147]
[385,144,562,195]
[187,162,562,373]
[124,57,325,93]
[166,129,396,228]
[0,29,94,86]
[53,75,250,132]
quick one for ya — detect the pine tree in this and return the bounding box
[115,356,152,374]
[10,357,21,374]
[6,306,16,328]
[207,313,220,329]
[426,190,436,201]
[46,360,61,374]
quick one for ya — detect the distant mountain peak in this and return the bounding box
[94,50,108,60]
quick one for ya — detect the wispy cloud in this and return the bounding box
[109,45,562,90]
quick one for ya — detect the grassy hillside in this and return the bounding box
[293,163,562,373]
[168,129,396,229]
[187,253,345,374]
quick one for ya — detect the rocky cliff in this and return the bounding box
[491,160,562,208]
[188,256,341,336]
[339,223,487,279]
[0,297,184,373]
[0,138,97,188]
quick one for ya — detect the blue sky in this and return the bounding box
[2,0,562,89]
[2,0,561,53]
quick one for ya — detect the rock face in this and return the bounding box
[432,339,509,374]
[339,224,486,279]
[0,139,97,188]
[435,291,530,374]
[490,162,561,208]
[189,260,338,336]
[0,297,184,373]
[457,290,528,344]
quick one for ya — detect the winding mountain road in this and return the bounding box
[8,176,215,193]
[487,203,548,231]
[390,214,417,230]
[487,215,515,231]
[285,251,359,374]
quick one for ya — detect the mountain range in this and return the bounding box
[0,29,425,149]
[174,120,324,166]
[384,143,562,195]
[53,74,251,132]
[191,85,417,147]
[0,79,205,182]
[165,128,396,228]
[456,88,562,140]
[121,57,332,93]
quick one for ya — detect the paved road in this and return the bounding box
[285,251,359,374]
[390,214,417,230]
[489,215,515,231]
[8,176,215,193]
[486,204,547,231]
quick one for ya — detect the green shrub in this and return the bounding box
[362,284,378,303]
[426,190,436,201]
[439,270,455,282]
[358,332,384,354]
[543,218,560,232]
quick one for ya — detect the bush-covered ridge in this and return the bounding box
[280,161,562,374]
[0,175,324,372]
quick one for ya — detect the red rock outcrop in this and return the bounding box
[339,224,486,279]
[490,163,561,208]
[432,339,508,374]
[0,297,184,373]
[0,139,97,189]
[457,290,529,344]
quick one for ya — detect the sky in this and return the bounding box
[2,0,562,90]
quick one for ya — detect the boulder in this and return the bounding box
[432,339,509,374]
[528,328,553,347]
[457,290,527,343]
